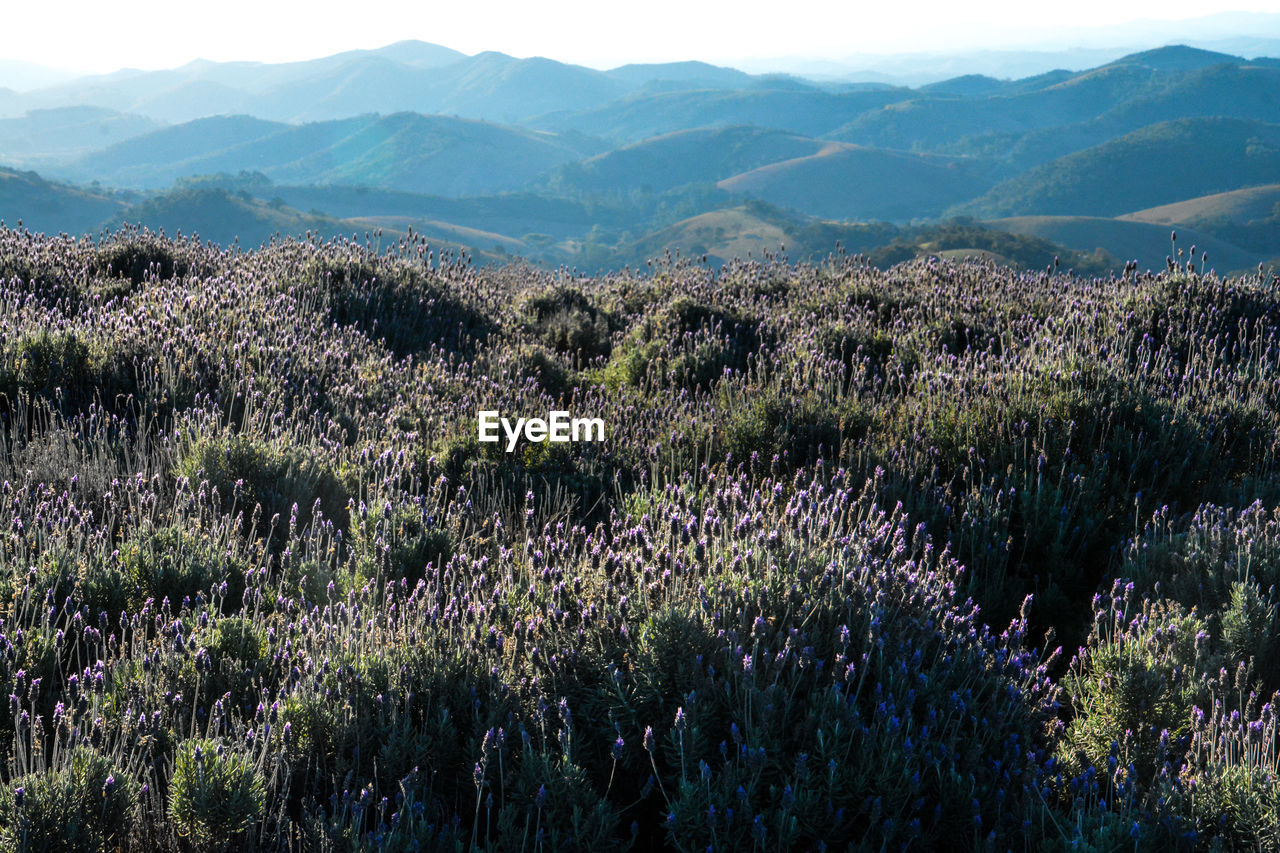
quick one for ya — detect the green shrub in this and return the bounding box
[490,751,627,853]
[0,748,137,853]
[208,616,266,667]
[169,739,265,850]
[350,500,452,586]
[715,383,865,472]
[2,330,95,402]
[176,430,351,533]
[816,322,895,383]
[120,524,247,611]
[1222,581,1278,675]
[524,287,614,360]
[1162,695,1280,850]
[601,338,663,390]
[1059,586,1212,781]
[516,345,578,400]
[304,254,494,357]
[1123,502,1280,615]
[93,236,188,285]
[602,296,763,392]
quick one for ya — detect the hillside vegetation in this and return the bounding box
[0,228,1279,848]
[954,117,1280,219]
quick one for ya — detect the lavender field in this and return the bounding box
[0,225,1277,850]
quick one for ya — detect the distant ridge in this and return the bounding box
[953,117,1280,219]
[1,41,1280,270]
[1102,44,1243,71]
[61,113,600,196]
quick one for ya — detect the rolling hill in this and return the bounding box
[240,52,628,124]
[603,61,755,91]
[0,167,126,235]
[265,185,610,238]
[717,143,998,221]
[0,107,161,167]
[1102,44,1245,72]
[1121,184,1280,227]
[62,115,289,184]
[1001,63,1280,168]
[2,42,1279,274]
[1120,185,1280,254]
[60,113,601,196]
[107,184,512,263]
[953,117,1280,219]
[544,126,826,196]
[617,205,793,266]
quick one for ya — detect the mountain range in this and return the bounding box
[1,40,1279,273]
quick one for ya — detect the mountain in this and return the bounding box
[345,40,468,69]
[152,41,466,98]
[603,61,754,91]
[544,126,826,196]
[532,87,911,142]
[0,107,161,167]
[828,62,1164,151]
[417,52,628,123]
[62,115,290,186]
[0,167,125,235]
[717,143,997,221]
[3,41,1280,273]
[953,118,1280,219]
[981,63,1280,169]
[262,113,595,194]
[918,74,1011,98]
[227,52,630,123]
[126,79,251,123]
[63,113,601,196]
[6,49,718,125]
[1102,45,1243,72]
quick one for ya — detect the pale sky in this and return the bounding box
[5,0,1280,74]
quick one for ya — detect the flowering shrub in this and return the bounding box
[168,739,265,848]
[0,227,1276,848]
[0,748,137,853]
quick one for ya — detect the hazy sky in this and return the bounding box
[5,0,1279,73]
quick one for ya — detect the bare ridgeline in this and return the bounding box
[0,221,1277,849]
